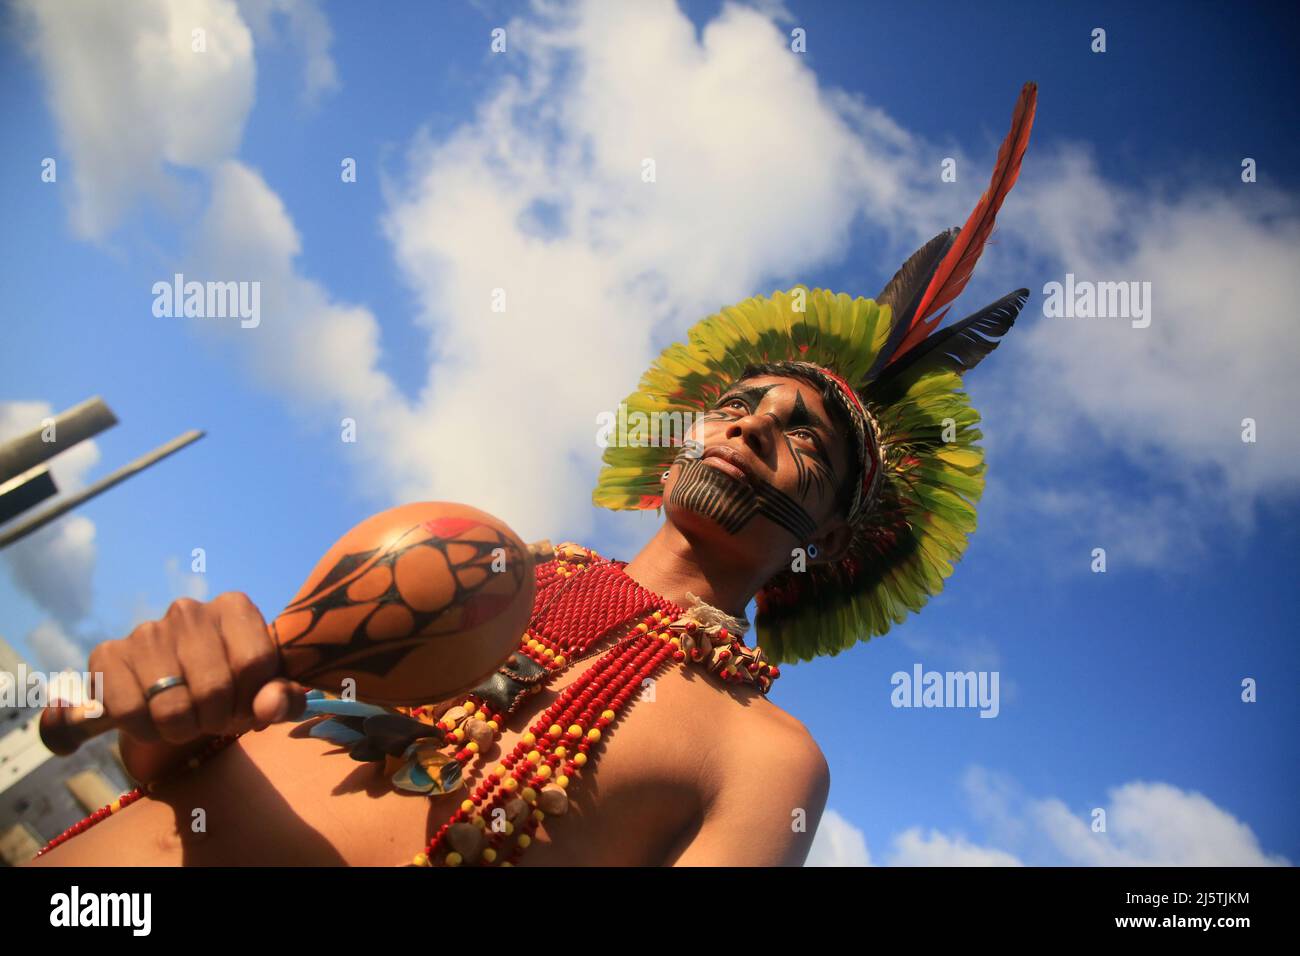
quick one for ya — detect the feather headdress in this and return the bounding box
[593,82,1038,663]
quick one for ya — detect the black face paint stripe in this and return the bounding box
[786,433,833,503]
[754,483,818,540]
[787,391,834,458]
[668,458,817,541]
[716,382,779,410]
[672,460,752,534]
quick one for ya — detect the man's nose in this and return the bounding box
[724,413,772,459]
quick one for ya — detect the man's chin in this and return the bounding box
[664,504,765,558]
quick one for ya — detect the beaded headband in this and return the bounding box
[773,360,885,528]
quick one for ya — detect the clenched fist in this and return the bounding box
[88,592,308,746]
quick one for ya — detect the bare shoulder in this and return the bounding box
[730,696,829,790]
[663,692,829,866]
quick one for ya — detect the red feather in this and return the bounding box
[888,82,1038,365]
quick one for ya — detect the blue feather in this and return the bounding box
[309,718,366,747]
[302,698,392,719]
[392,761,435,794]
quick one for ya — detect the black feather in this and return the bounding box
[361,713,445,756]
[870,288,1028,395]
[866,229,960,381]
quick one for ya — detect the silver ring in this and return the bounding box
[143,675,187,702]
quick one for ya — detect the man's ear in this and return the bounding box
[812,519,854,565]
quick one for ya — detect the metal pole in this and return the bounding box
[0,430,205,550]
[0,396,118,485]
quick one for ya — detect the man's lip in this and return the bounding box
[701,447,753,485]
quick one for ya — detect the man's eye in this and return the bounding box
[791,428,824,456]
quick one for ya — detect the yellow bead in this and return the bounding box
[504,821,514,835]
[482,848,497,863]
[473,816,487,829]
[521,787,536,802]
[554,745,566,757]
[503,777,518,790]
[494,763,508,776]
[461,799,474,813]
[537,765,552,778]
[467,742,479,753]
[110,800,122,813]
[528,749,541,763]
[574,753,588,766]
[542,647,554,658]
[523,732,536,745]
[548,724,562,736]
[567,724,582,736]
[412,852,429,866]
[500,861,514,867]
[488,720,499,731]
[555,656,566,666]
[636,622,649,632]
[601,709,615,721]
[452,729,465,741]
[445,852,463,866]
[556,775,569,788]
[532,809,545,822]
[517,834,531,848]
[587,728,601,742]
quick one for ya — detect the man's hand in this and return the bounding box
[88,592,308,747]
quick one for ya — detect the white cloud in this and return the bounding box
[24,619,88,672]
[14,0,255,238]
[167,0,965,547]
[982,142,1300,565]
[165,555,210,602]
[886,828,1024,867]
[22,0,1296,569]
[2,516,97,628]
[1031,781,1290,867]
[238,0,339,105]
[807,769,1288,867]
[806,807,871,866]
[962,766,1289,867]
[186,160,429,502]
[368,0,964,545]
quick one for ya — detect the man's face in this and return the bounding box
[663,374,855,565]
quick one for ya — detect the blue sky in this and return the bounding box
[2,0,1296,866]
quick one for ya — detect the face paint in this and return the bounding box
[783,391,837,503]
[668,455,818,541]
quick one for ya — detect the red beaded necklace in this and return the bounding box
[35,542,782,865]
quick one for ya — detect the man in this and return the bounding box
[26,367,852,867]
[29,81,1037,868]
